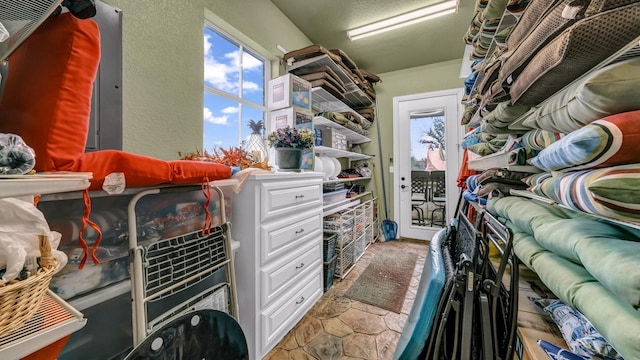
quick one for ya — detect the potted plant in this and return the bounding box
[267,126,315,170]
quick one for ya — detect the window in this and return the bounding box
[203,22,269,151]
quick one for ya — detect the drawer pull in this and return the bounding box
[295,262,305,270]
[295,194,305,199]
[295,228,305,234]
[296,296,305,305]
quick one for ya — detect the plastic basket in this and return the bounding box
[323,255,338,291]
[323,233,338,262]
[0,235,57,337]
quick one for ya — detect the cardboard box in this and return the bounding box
[321,127,347,150]
[268,73,312,111]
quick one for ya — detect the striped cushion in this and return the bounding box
[530,111,640,171]
[529,164,640,221]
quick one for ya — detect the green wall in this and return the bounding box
[102,0,310,160]
[100,0,464,219]
[367,59,465,218]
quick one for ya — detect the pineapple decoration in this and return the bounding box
[246,119,268,163]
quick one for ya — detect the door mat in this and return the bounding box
[345,249,418,313]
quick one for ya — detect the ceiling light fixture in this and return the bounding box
[347,0,459,41]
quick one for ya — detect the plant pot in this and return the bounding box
[275,148,303,170]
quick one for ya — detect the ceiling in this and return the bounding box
[271,0,476,75]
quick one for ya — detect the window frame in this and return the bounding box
[203,19,270,148]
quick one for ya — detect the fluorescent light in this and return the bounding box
[347,0,458,41]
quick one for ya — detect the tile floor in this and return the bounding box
[264,239,429,360]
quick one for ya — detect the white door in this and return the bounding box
[393,89,463,240]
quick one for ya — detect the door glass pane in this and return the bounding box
[410,109,446,228]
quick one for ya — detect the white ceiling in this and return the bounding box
[271,0,476,75]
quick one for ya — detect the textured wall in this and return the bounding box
[101,0,310,159]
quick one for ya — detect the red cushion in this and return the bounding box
[70,150,173,190]
[0,13,100,171]
[168,160,232,184]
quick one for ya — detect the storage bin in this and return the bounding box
[323,188,347,205]
[269,106,313,133]
[323,254,338,292]
[323,233,338,261]
[38,181,236,300]
[267,73,312,111]
[321,128,347,150]
[335,239,355,278]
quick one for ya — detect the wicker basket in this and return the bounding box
[0,235,57,338]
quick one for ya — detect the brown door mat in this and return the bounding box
[289,64,346,89]
[283,44,342,64]
[358,69,381,84]
[298,72,348,95]
[309,79,346,100]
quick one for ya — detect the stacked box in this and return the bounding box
[321,127,347,150]
[267,73,312,111]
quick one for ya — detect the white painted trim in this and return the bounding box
[392,88,464,239]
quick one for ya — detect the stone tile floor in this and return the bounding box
[265,239,429,360]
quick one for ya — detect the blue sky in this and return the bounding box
[203,27,265,151]
[411,116,439,160]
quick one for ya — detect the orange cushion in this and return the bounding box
[70,150,173,190]
[0,13,100,171]
[168,160,232,184]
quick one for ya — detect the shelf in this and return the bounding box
[0,290,87,359]
[510,189,640,231]
[315,146,373,160]
[313,115,370,144]
[311,88,369,123]
[287,54,373,109]
[323,176,371,184]
[0,172,92,199]
[507,36,640,131]
[323,199,361,216]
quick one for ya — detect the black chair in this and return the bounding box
[411,171,430,225]
[124,310,249,360]
[429,171,446,227]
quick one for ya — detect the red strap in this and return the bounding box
[78,189,103,268]
[201,177,213,236]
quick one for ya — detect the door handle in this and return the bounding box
[401,185,406,189]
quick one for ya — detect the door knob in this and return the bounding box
[401,185,406,189]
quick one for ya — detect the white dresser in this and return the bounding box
[231,172,324,359]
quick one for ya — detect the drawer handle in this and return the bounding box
[295,262,305,270]
[295,229,305,235]
[296,296,305,305]
[295,194,305,199]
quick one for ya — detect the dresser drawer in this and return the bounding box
[261,271,323,354]
[261,180,321,221]
[260,211,322,265]
[261,241,322,307]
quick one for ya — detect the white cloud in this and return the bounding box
[203,33,262,94]
[222,106,239,114]
[243,81,259,92]
[204,107,228,125]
